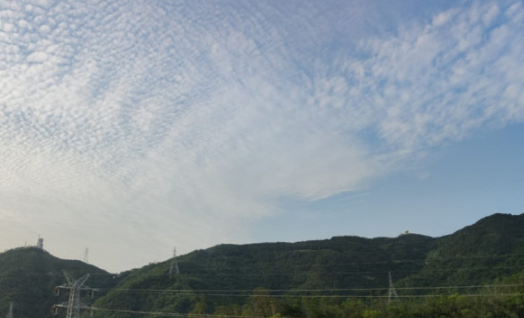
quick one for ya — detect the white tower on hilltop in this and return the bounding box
[37,236,44,250]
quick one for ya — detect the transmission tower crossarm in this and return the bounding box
[75,274,90,287]
[63,271,74,286]
[52,272,98,318]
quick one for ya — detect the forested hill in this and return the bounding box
[93,213,524,316]
[2,213,524,318]
[0,247,119,318]
[93,233,436,314]
[398,212,524,288]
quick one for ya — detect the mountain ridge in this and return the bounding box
[1,212,524,318]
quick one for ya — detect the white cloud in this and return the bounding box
[0,0,523,272]
[338,1,524,154]
[26,51,47,62]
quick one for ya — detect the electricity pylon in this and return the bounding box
[388,272,399,304]
[6,302,13,318]
[169,246,180,275]
[52,271,98,318]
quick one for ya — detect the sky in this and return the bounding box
[0,0,523,273]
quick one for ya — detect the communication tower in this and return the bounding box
[37,236,44,250]
[169,246,180,275]
[51,271,98,318]
[84,248,89,264]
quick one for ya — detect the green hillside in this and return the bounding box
[0,247,119,318]
[2,213,524,318]
[398,213,524,289]
[93,213,524,317]
[93,235,436,318]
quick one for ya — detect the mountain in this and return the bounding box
[1,213,524,318]
[93,233,435,316]
[0,247,119,318]
[93,213,524,316]
[397,213,524,288]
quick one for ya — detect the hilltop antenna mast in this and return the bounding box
[169,246,180,275]
[388,272,399,304]
[6,302,13,318]
[52,271,98,318]
[84,248,89,264]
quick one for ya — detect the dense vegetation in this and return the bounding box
[200,281,524,318]
[0,247,120,318]
[2,213,524,318]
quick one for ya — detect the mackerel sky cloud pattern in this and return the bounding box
[0,0,523,272]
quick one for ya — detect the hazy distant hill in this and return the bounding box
[2,213,524,317]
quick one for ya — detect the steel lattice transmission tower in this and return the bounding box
[169,246,180,275]
[6,302,13,318]
[52,271,98,318]
[388,272,399,304]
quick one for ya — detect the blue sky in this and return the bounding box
[254,124,524,242]
[0,0,523,272]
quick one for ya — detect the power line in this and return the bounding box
[5,247,524,273]
[13,263,524,281]
[95,307,275,318]
[14,260,524,278]
[96,283,524,295]
[171,253,524,272]
[173,258,524,274]
[159,265,524,277]
[89,294,524,318]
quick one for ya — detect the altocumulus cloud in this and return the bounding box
[0,0,523,272]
